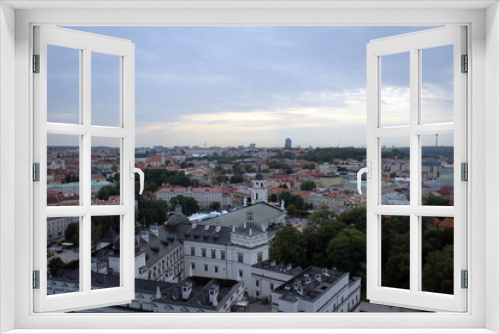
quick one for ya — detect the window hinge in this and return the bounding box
[461,162,468,181]
[33,54,40,73]
[461,54,468,73]
[33,270,40,289]
[461,270,468,289]
[33,163,40,182]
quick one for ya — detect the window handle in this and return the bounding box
[130,162,145,195]
[357,162,371,195]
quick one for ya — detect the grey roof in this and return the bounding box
[137,230,182,268]
[252,260,303,277]
[204,202,284,229]
[273,266,354,302]
[175,224,232,245]
[51,270,242,311]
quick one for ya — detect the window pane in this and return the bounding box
[420,45,454,124]
[380,52,410,127]
[381,136,410,205]
[47,45,80,124]
[421,216,454,294]
[91,52,121,127]
[47,217,80,295]
[91,137,121,205]
[381,215,410,289]
[421,133,454,206]
[47,134,80,206]
[91,215,121,289]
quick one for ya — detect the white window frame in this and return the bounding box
[1,1,499,333]
[366,26,467,312]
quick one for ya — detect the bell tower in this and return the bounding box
[250,167,268,205]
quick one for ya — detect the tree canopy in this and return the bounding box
[170,195,199,216]
[270,227,307,266]
[300,180,316,191]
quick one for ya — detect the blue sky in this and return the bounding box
[47,26,454,148]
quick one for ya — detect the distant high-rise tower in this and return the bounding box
[285,138,292,149]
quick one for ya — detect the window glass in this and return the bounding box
[380,52,410,127]
[47,217,80,295]
[47,134,80,206]
[91,52,121,127]
[381,215,410,289]
[91,215,121,289]
[380,136,410,205]
[421,45,454,124]
[47,45,80,124]
[421,133,454,206]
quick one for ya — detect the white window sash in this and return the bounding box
[33,25,136,313]
[366,26,467,312]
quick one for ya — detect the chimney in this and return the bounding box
[182,281,193,300]
[155,286,161,299]
[175,205,183,215]
[150,225,159,237]
[232,225,236,233]
[322,268,330,276]
[243,198,247,207]
[140,230,149,243]
[249,228,252,236]
[280,200,285,210]
[208,285,220,307]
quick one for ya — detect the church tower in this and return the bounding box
[250,167,268,205]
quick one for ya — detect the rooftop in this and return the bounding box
[274,266,355,302]
[204,202,284,229]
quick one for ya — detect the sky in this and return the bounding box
[47,26,454,148]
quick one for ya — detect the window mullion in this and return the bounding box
[82,48,92,294]
[409,47,420,294]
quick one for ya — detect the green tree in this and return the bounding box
[423,195,451,206]
[97,187,110,200]
[285,204,297,216]
[48,257,65,276]
[339,207,367,233]
[300,180,316,191]
[170,195,199,216]
[209,201,221,212]
[97,186,119,200]
[138,199,168,225]
[64,222,79,246]
[326,228,366,275]
[90,216,120,247]
[422,245,454,294]
[270,227,307,266]
[230,175,244,183]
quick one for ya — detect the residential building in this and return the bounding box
[271,267,361,312]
